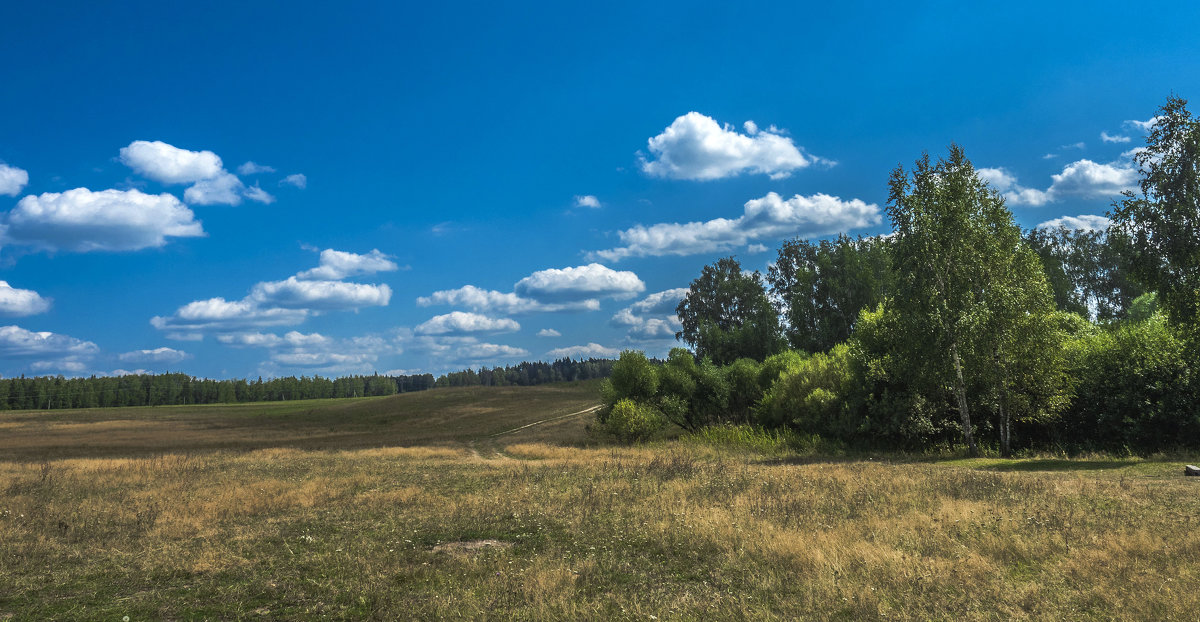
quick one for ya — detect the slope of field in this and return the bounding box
[0,381,601,461]
[2,382,1199,620]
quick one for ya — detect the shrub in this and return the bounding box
[601,350,658,406]
[756,344,855,436]
[724,358,764,424]
[605,398,665,443]
[1056,311,1197,451]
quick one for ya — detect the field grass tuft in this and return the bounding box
[2,382,1199,620]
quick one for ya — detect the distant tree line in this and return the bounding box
[0,372,435,411]
[0,357,618,411]
[600,96,1200,455]
[434,358,616,388]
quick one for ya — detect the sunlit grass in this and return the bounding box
[2,385,1198,620]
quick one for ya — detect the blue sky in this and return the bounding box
[0,1,1197,378]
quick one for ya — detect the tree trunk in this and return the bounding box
[998,400,1011,458]
[950,342,979,457]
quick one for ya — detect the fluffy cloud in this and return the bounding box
[119,140,224,184]
[1047,159,1138,199]
[1036,214,1112,232]
[591,192,880,261]
[626,288,689,315]
[980,159,1138,207]
[0,163,29,196]
[537,328,561,337]
[281,173,307,189]
[183,171,245,205]
[118,347,189,364]
[454,342,529,360]
[0,281,51,316]
[250,277,391,311]
[640,112,822,180]
[574,195,601,208]
[611,288,686,341]
[249,332,397,376]
[244,184,276,204]
[415,311,520,336]
[297,249,398,280]
[151,297,309,334]
[237,161,276,175]
[547,343,619,359]
[1125,117,1161,132]
[514,263,645,302]
[417,285,599,315]
[153,249,394,337]
[1100,131,1130,144]
[0,325,98,359]
[120,140,273,206]
[4,188,204,252]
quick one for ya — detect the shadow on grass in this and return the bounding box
[963,459,1136,472]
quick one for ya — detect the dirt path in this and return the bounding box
[487,404,601,438]
[467,404,601,460]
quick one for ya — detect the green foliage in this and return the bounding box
[681,423,821,456]
[768,234,895,352]
[1127,292,1160,323]
[757,349,808,388]
[601,350,659,405]
[1056,312,1197,450]
[848,304,952,445]
[886,145,1071,455]
[756,344,855,435]
[1025,225,1145,320]
[676,257,784,365]
[604,398,666,443]
[1111,96,1200,334]
[652,349,730,431]
[723,358,764,424]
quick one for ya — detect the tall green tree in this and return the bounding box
[1110,96,1200,335]
[768,234,894,352]
[887,145,1067,456]
[676,256,783,365]
[1026,225,1145,320]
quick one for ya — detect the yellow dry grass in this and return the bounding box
[1,386,1198,620]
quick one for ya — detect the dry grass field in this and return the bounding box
[2,381,1199,620]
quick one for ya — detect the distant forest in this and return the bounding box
[0,358,614,411]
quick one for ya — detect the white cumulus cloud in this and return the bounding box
[184,171,245,205]
[536,328,561,338]
[1036,214,1112,232]
[118,347,189,364]
[0,325,98,358]
[4,188,204,253]
[281,173,307,189]
[611,289,686,341]
[0,281,51,316]
[297,248,398,280]
[574,195,601,208]
[250,277,392,311]
[415,311,520,336]
[640,112,823,180]
[981,159,1138,207]
[151,297,309,334]
[1100,131,1130,144]
[237,161,276,175]
[417,285,599,315]
[591,192,880,261]
[547,343,619,359]
[0,163,29,196]
[514,263,645,302]
[119,140,224,184]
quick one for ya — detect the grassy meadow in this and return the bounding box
[2,381,1199,620]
